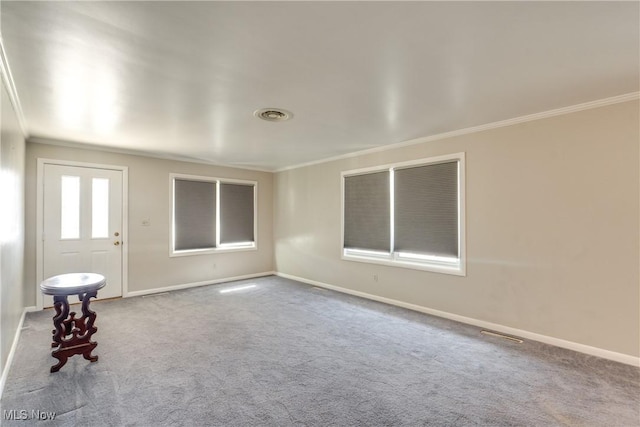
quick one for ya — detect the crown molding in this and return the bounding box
[275,91,640,173]
[27,136,274,173]
[0,37,28,137]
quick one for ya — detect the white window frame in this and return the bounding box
[170,173,258,257]
[341,152,466,276]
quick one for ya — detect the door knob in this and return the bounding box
[114,241,120,246]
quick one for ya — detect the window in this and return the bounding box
[219,183,255,246]
[171,174,257,255]
[91,178,110,239]
[60,175,80,239]
[342,153,465,275]
[174,179,217,251]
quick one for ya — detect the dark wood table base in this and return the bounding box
[50,291,99,373]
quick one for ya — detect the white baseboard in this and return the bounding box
[0,306,37,400]
[276,272,640,367]
[125,271,276,298]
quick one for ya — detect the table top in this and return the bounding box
[40,273,107,296]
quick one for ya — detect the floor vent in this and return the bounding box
[481,330,524,343]
[142,292,169,298]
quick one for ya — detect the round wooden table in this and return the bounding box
[40,273,106,373]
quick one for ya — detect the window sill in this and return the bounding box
[170,244,257,257]
[342,252,466,276]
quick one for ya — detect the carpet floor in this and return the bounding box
[1,275,638,426]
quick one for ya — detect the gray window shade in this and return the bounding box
[344,171,390,252]
[220,183,255,244]
[174,179,216,250]
[394,161,458,257]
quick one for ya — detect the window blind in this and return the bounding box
[174,179,216,250]
[393,161,458,257]
[344,171,390,252]
[219,183,255,244]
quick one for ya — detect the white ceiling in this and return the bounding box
[2,1,638,171]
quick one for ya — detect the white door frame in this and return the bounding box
[36,158,129,310]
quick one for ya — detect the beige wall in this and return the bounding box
[1,81,26,374]
[13,100,640,361]
[274,100,640,358]
[24,142,274,306]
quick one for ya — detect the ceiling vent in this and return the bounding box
[254,108,293,122]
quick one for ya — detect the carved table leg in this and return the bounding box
[50,295,70,372]
[79,290,99,363]
[49,291,100,373]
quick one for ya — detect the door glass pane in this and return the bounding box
[60,175,80,239]
[92,178,109,238]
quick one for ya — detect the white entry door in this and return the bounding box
[43,164,124,307]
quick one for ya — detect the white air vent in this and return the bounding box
[254,108,293,122]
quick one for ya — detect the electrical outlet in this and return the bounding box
[373,274,378,282]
